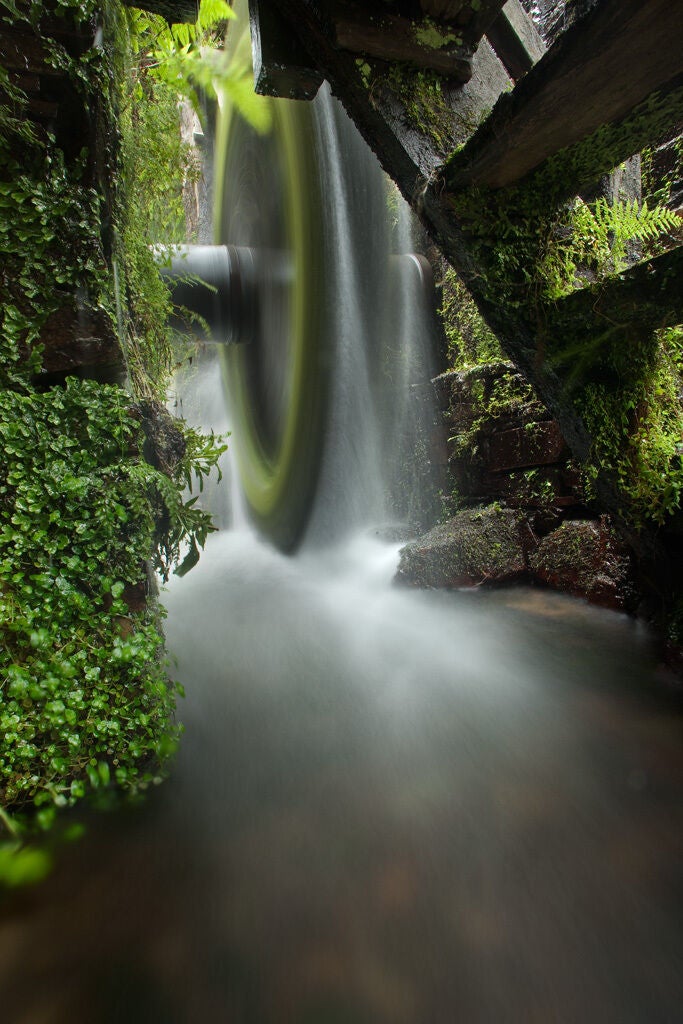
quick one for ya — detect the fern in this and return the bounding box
[574,196,680,275]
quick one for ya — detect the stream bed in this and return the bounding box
[1,527,682,1023]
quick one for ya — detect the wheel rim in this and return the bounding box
[213,5,328,551]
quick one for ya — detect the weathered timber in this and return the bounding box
[0,30,62,76]
[420,0,469,20]
[486,0,545,80]
[328,3,474,81]
[371,38,510,178]
[271,0,682,524]
[120,0,197,21]
[444,0,683,191]
[463,0,508,45]
[249,0,323,99]
[495,75,683,215]
[543,246,683,364]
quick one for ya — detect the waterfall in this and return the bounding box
[307,90,438,542]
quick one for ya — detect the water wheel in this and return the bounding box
[212,0,330,551]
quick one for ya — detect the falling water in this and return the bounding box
[1,88,683,1024]
[300,90,437,543]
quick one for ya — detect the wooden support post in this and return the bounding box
[328,3,474,82]
[444,0,683,191]
[545,245,683,360]
[120,0,197,22]
[486,0,545,80]
[248,0,323,99]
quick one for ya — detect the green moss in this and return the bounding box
[0,1,228,843]
[440,266,502,369]
[369,65,457,159]
[413,20,462,50]
[573,325,683,526]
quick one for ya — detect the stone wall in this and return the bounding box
[397,359,638,612]
[432,360,582,523]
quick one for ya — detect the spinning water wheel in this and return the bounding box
[210,0,330,551]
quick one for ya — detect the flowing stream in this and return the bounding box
[1,90,683,1024]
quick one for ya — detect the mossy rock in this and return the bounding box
[396,505,528,588]
[529,518,636,611]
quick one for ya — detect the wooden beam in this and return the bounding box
[0,30,62,76]
[419,1,469,20]
[248,0,323,99]
[329,3,474,82]
[462,0,508,46]
[545,245,683,363]
[444,0,683,191]
[120,0,197,22]
[486,0,545,80]
[501,75,683,216]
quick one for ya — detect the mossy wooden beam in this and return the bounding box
[444,0,683,191]
[248,0,323,99]
[326,2,474,81]
[544,246,683,363]
[486,0,545,81]
[509,77,683,214]
[120,0,197,21]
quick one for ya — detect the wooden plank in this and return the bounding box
[120,0,197,21]
[503,74,683,215]
[545,245,683,362]
[486,0,545,80]
[248,0,323,99]
[419,1,469,19]
[444,0,683,191]
[329,3,474,82]
[462,0,508,45]
[0,30,62,76]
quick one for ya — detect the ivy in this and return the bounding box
[0,1,231,849]
[0,380,185,830]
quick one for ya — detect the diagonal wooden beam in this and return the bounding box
[328,2,474,81]
[486,0,546,81]
[463,0,508,47]
[270,0,683,521]
[544,245,683,364]
[445,0,683,192]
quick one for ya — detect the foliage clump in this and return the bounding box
[0,381,181,829]
[440,265,502,369]
[0,0,230,842]
[576,325,683,527]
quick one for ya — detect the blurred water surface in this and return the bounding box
[1,527,682,1023]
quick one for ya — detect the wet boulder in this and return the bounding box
[396,505,528,588]
[528,517,635,611]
